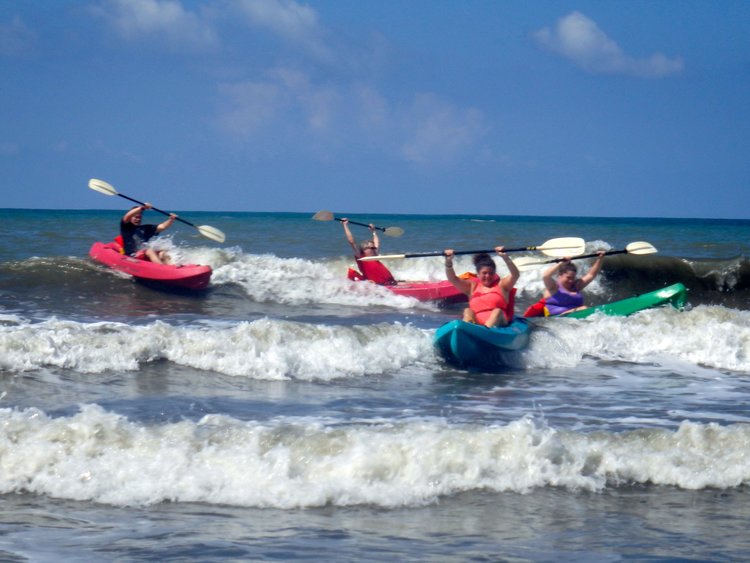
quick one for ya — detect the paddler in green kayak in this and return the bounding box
[524,251,606,316]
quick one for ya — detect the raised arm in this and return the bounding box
[341,218,360,257]
[444,249,473,296]
[496,246,519,292]
[542,260,565,297]
[156,213,177,233]
[369,224,380,252]
[122,202,152,223]
[577,251,605,290]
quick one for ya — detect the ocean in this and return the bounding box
[1,208,750,561]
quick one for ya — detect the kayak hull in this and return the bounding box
[386,280,467,303]
[565,283,688,318]
[433,317,531,368]
[89,242,212,290]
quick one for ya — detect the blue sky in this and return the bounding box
[1,1,748,218]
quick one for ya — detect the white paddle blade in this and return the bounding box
[197,225,226,243]
[359,253,406,262]
[88,178,118,196]
[312,210,334,221]
[626,241,657,255]
[537,237,586,257]
[383,227,405,237]
[512,256,544,272]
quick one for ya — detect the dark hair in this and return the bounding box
[473,252,496,272]
[558,262,578,276]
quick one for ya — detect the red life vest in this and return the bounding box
[354,259,396,285]
[113,235,125,255]
[347,268,366,281]
[523,298,547,318]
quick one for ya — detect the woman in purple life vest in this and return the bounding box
[540,251,606,315]
[341,218,396,285]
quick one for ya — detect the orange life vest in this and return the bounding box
[469,278,515,325]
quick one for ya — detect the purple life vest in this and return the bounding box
[544,282,584,316]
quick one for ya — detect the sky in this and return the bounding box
[1,0,749,218]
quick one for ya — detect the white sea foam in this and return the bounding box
[0,313,24,325]
[175,246,616,309]
[0,317,435,379]
[521,306,750,372]
[210,251,430,309]
[1,405,748,508]
[202,247,567,308]
[1,306,748,377]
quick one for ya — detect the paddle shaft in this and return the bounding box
[530,249,630,268]
[336,217,387,233]
[117,193,199,230]
[398,245,574,259]
[548,248,632,263]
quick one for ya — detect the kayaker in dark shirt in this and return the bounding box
[120,203,177,264]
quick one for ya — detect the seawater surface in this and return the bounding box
[1,209,750,561]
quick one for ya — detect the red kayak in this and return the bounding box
[386,280,467,303]
[89,241,212,290]
[348,267,467,303]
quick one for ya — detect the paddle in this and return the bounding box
[312,210,404,237]
[88,178,226,243]
[513,241,657,271]
[358,237,586,262]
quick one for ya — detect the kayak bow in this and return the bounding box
[89,242,212,290]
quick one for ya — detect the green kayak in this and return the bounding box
[564,282,688,319]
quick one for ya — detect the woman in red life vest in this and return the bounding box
[444,248,519,327]
[342,218,396,285]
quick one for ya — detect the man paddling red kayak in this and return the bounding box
[120,203,177,264]
[87,178,226,291]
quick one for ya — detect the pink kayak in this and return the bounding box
[386,280,467,303]
[347,268,470,303]
[89,242,212,290]
[347,266,469,303]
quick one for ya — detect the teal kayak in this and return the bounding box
[565,282,688,319]
[433,317,532,369]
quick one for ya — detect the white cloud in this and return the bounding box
[533,12,683,78]
[216,78,285,135]
[215,69,486,165]
[231,0,332,62]
[90,0,217,51]
[399,94,486,165]
[216,68,339,137]
[0,15,36,57]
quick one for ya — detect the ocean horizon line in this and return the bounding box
[1,207,748,224]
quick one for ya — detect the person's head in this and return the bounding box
[473,253,497,286]
[360,240,378,256]
[557,262,578,290]
[128,205,143,225]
